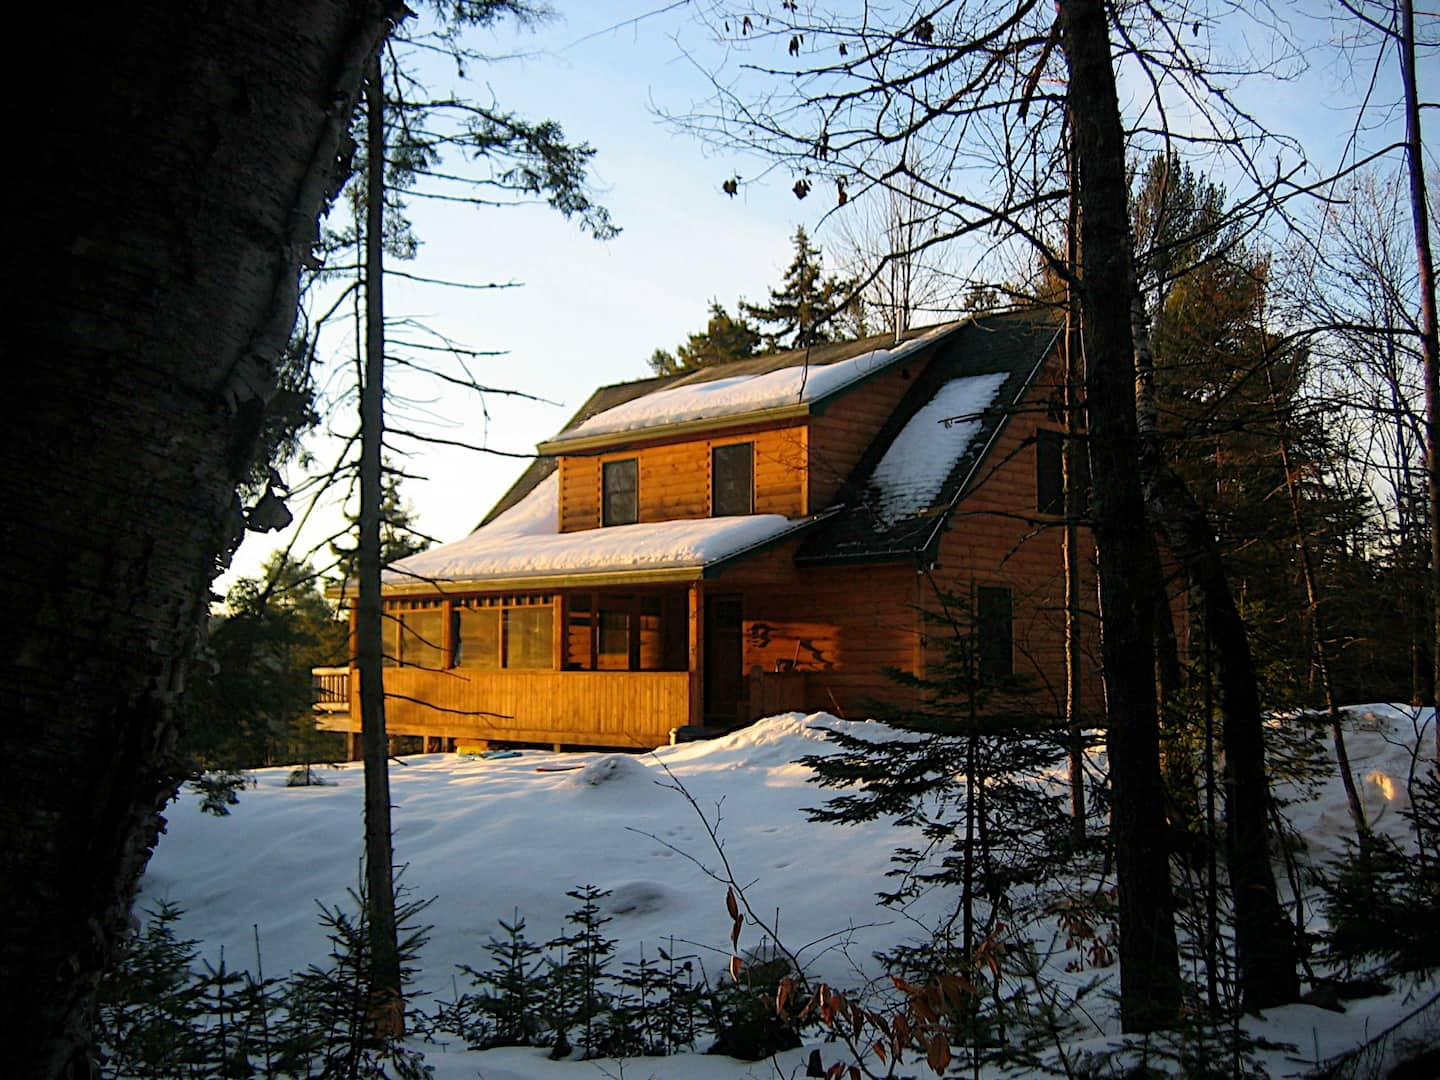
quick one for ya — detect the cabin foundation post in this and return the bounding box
[687,583,705,729]
[347,731,363,761]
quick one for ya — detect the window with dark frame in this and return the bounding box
[711,442,754,516]
[976,586,1013,682]
[1036,428,1090,516]
[1036,428,1063,515]
[602,457,638,526]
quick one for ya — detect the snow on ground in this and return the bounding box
[139,706,1439,1078]
[544,325,957,446]
[386,471,806,585]
[868,371,1010,522]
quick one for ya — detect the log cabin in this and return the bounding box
[314,311,1102,751]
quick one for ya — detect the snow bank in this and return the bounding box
[138,706,1439,1079]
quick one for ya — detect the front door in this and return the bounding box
[704,594,744,724]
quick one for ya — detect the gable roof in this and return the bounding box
[479,320,972,528]
[796,312,1061,566]
[535,322,963,454]
[467,310,1059,579]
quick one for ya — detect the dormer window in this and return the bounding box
[602,458,638,526]
[711,442,754,516]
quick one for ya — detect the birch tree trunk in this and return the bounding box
[1,4,397,1075]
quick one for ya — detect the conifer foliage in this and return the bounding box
[649,302,761,375]
[742,226,860,350]
[800,585,1077,1068]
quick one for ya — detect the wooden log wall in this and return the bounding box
[928,353,1104,719]
[739,564,925,718]
[557,422,809,532]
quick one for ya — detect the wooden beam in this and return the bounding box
[688,583,705,729]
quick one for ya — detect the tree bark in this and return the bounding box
[1059,0,1182,1033]
[1398,0,1440,763]
[1132,293,1299,1009]
[1,4,398,1075]
[360,52,405,1037]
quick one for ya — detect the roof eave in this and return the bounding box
[536,402,812,455]
[332,564,710,602]
[701,508,842,578]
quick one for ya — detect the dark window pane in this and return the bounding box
[505,606,554,669]
[712,442,754,516]
[976,586,1013,682]
[456,608,500,669]
[1036,428,1062,514]
[602,458,638,526]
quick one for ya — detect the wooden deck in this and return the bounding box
[313,666,691,748]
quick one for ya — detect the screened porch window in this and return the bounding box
[564,592,685,671]
[452,596,554,670]
[385,604,445,669]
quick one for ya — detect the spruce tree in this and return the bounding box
[800,585,1074,1070]
[741,227,859,349]
[649,302,762,375]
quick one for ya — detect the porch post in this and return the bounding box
[688,582,705,729]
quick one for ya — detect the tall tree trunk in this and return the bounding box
[1059,0,1182,1033]
[1132,300,1298,1009]
[1264,365,1368,836]
[1398,0,1440,761]
[2,4,398,1076]
[1064,132,1087,845]
[360,54,405,1037]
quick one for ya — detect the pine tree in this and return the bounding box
[183,553,347,781]
[741,227,860,350]
[649,302,762,375]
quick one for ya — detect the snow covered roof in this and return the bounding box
[868,372,1011,523]
[798,313,1061,565]
[385,472,812,590]
[539,323,959,450]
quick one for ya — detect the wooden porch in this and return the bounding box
[314,665,692,748]
[313,580,813,751]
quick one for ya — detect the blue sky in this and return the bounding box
[222,0,1435,593]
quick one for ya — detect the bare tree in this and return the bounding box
[673,0,1326,1023]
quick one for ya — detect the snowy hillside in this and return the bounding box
[138,705,1439,1079]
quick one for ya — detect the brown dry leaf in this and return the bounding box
[926,1033,953,1075]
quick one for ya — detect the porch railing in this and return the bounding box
[312,665,690,748]
[311,666,351,712]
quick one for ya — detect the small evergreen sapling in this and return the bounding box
[544,884,618,1059]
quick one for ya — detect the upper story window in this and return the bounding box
[602,458,638,526]
[711,442,754,516]
[1035,428,1089,515]
[1036,428,1063,514]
